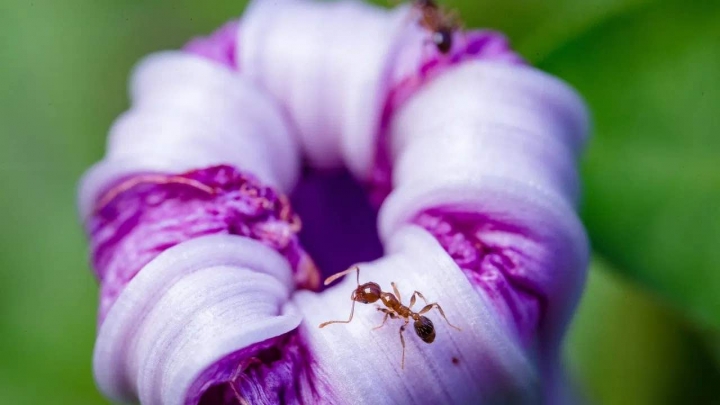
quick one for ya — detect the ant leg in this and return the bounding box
[372,308,396,330]
[319,299,357,328]
[444,9,463,30]
[408,290,429,309]
[391,282,402,302]
[399,321,409,369]
[419,303,462,331]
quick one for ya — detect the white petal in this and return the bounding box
[392,120,580,205]
[391,61,590,159]
[389,61,588,207]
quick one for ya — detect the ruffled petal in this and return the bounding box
[78,52,299,221]
[239,0,411,172]
[93,234,300,405]
[88,165,316,321]
[388,61,589,206]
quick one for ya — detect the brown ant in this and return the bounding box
[319,266,461,369]
[412,0,461,54]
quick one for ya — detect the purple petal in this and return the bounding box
[89,165,317,321]
[188,332,328,405]
[182,19,240,69]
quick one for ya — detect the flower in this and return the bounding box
[79,0,590,404]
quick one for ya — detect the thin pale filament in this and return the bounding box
[94,174,216,213]
[323,265,360,286]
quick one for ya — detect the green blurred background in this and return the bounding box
[1,0,718,403]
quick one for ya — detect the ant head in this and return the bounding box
[352,282,382,304]
[432,26,453,54]
[414,316,436,343]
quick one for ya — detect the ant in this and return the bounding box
[319,266,461,369]
[412,0,461,54]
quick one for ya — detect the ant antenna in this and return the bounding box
[323,265,360,286]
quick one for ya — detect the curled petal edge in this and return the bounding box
[93,234,299,405]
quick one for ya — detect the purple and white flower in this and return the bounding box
[79,1,590,404]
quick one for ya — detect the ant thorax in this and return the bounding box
[380,292,401,310]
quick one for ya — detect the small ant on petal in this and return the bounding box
[319,266,461,369]
[412,0,461,54]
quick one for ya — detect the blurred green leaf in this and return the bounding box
[566,258,720,404]
[537,0,720,330]
[449,0,653,62]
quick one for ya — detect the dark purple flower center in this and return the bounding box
[190,332,333,405]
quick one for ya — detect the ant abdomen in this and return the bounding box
[414,316,436,343]
[432,26,453,54]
